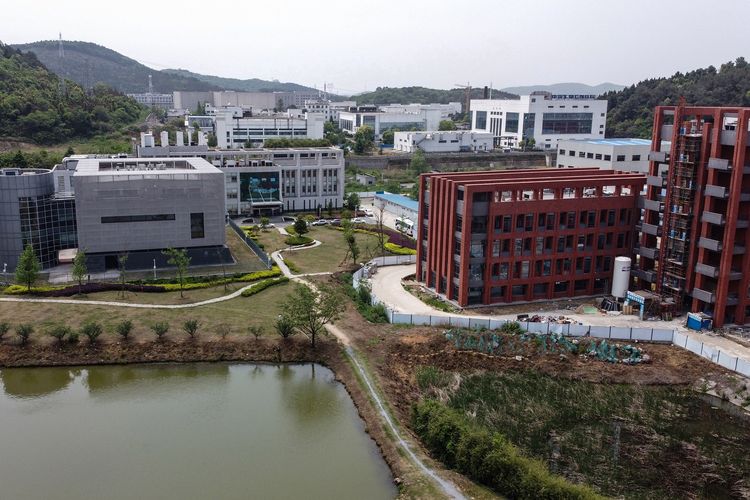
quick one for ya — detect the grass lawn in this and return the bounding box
[289,226,384,274]
[251,227,289,254]
[0,282,294,343]
[70,282,248,305]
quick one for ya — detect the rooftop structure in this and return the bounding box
[394,130,493,153]
[338,107,441,138]
[417,168,645,306]
[556,138,660,173]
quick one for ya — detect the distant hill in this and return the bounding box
[354,86,517,106]
[12,40,218,93]
[501,82,625,96]
[604,58,750,138]
[162,68,317,93]
[0,42,142,144]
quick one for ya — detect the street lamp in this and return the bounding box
[153,259,157,279]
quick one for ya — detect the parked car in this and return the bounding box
[311,219,328,226]
[329,219,341,226]
[282,216,296,222]
[351,217,366,224]
[241,217,255,224]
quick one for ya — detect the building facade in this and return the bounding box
[470,92,608,150]
[338,107,441,137]
[127,93,174,108]
[0,168,76,270]
[556,138,653,172]
[380,102,462,120]
[417,168,645,306]
[635,105,750,327]
[214,111,325,148]
[70,157,226,271]
[394,130,493,153]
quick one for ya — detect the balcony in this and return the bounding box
[632,268,657,282]
[705,184,729,199]
[648,151,667,163]
[729,269,743,280]
[661,124,674,140]
[708,157,731,171]
[640,222,660,236]
[720,129,737,146]
[733,245,746,255]
[639,197,662,212]
[701,211,725,225]
[646,175,665,187]
[472,201,489,216]
[638,246,659,259]
[737,220,749,229]
[695,263,719,278]
[741,192,750,202]
[727,295,740,306]
[692,287,716,304]
[698,237,723,252]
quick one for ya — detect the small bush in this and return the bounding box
[275,315,295,339]
[151,322,169,340]
[81,321,103,344]
[500,321,524,335]
[216,323,231,340]
[182,319,200,339]
[385,242,417,255]
[115,320,133,341]
[68,331,79,344]
[248,325,263,340]
[416,366,451,390]
[16,324,33,345]
[284,235,314,246]
[241,277,290,297]
[47,324,72,345]
[0,321,9,341]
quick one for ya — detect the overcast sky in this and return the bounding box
[4,0,749,94]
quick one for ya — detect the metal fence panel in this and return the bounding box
[736,358,750,378]
[391,313,412,324]
[469,318,491,329]
[430,316,452,327]
[590,325,611,338]
[526,322,549,334]
[652,329,675,343]
[450,316,471,328]
[610,327,632,340]
[227,219,273,268]
[489,319,506,330]
[568,324,590,336]
[671,331,688,347]
[717,351,739,371]
[701,345,719,363]
[411,314,431,326]
[631,328,653,341]
[685,338,703,356]
[549,323,570,335]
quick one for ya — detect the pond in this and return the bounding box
[0,363,396,500]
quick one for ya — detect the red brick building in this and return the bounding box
[636,105,750,327]
[417,168,645,306]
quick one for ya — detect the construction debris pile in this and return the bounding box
[517,314,582,325]
[444,328,650,365]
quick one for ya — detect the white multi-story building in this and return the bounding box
[338,107,441,137]
[393,130,493,153]
[127,93,174,108]
[214,110,325,148]
[211,91,277,110]
[304,99,331,121]
[381,102,461,120]
[470,92,608,150]
[556,138,653,173]
[136,144,344,215]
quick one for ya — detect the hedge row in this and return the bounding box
[384,242,417,255]
[4,268,282,296]
[412,400,602,500]
[240,277,290,297]
[284,235,314,246]
[329,224,417,251]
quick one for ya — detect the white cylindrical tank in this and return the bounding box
[175,131,184,146]
[160,131,169,147]
[611,256,631,298]
[143,133,154,148]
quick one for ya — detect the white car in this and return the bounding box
[311,219,328,226]
[351,217,366,223]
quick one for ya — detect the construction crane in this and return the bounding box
[454,82,472,118]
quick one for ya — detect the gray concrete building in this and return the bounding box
[0,168,77,271]
[68,157,226,271]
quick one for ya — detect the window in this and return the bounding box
[505,112,519,133]
[586,152,594,159]
[632,155,641,161]
[568,150,575,156]
[541,113,593,135]
[595,153,602,160]
[604,154,611,161]
[101,214,175,223]
[616,155,626,162]
[475,110,487,129]
[579,151,585,158]
[559,149,566,155]
[190,213,205,239]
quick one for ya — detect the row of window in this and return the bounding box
[99,212,205,239]
[483,256,615,281]
[460,231,632,259]
[560,149,641,162]
[490,209,632,234]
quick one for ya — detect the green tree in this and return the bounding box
[275,314,296,339]
[207,132,218,147]
[248,325,263,340]
[115,320,133,342]
[150,321,169,341]
[438,119,457,131]
[12,150,28,168]
[345,192,360,212]
[72,248,87,294]
[117,253,128,298]
[341,219,360,264]
[81,321,103,345]
[282,284,342,348]
[293,218,309,236]
[15,244,40,291]
[0,321,10,342]
[381,129,394,145]
[326,200,334,217]
[64,146,75,156]
[16,324,33,346]
[193,101,205,115]
[163,248,191,298]
[410,149,428,174]
[182,319,200,340]
[353,125,375,154]
[260,216,270,231]
[217,323,231,340]
[47,324,72,345]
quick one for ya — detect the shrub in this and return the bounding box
[275,315,295,339]
[241,277,290,297]
[216,323,231,340]
[182,319,200,339]
[47,324,72,345]
[16,324,33,345]
[500,321,524,335]
[412,400,602,499]
[81,321,103,344]
[385,242,417,255]
[284,235,314,246]
[248,325,263,340]
[284,259,300,274]
[115,320,133,341]
[68,331,79,344]
[150,322,169,340]
[0,321,9,341]
[416,366,452,391]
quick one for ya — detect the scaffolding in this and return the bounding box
[661,121,702,304]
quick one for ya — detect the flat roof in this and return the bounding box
[375,192,419,212]
[72,157,220,176]
[562,138,651,146]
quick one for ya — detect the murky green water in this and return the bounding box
[0,363,395,500]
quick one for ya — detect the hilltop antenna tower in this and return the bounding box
[58,32,64,58]
[148,74,153,95]
[57,33,66,97]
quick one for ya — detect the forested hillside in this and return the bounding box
[354,86,517,105]
[12,40,219,93]
[162,68,316,93]
[605,58,750,138]
[0,42,143,144]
